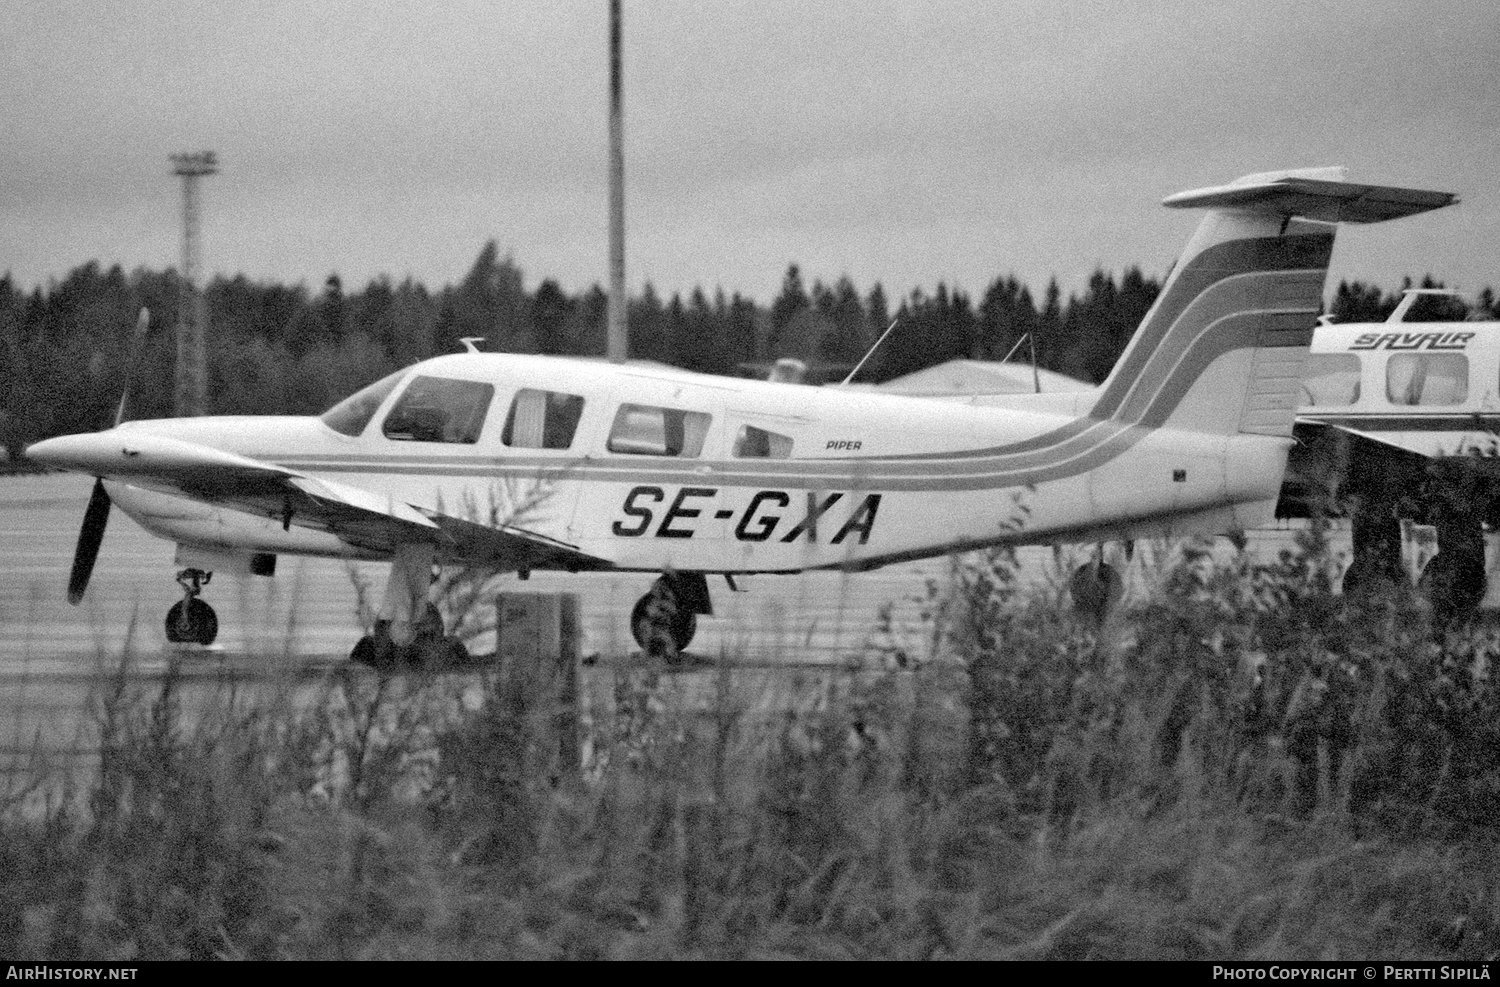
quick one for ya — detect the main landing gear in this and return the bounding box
[630,572,711,661]
[165,568,218,645]
[1068,545,1126,622]
[348,542,471,671]
[350,605,470,671]
[1340,450,1492,626]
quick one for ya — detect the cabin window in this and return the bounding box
[320,369,407,437]
[1386,354,1467,406]
[381,375,494,444]
[607,404,711,457]
[732,424,794,459]
[502,389,585,450]
[1299,354,1361,407]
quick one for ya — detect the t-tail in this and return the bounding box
[1092,167,1456,438]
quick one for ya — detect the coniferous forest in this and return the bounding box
[1,241,1496,458]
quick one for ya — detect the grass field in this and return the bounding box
[3,523,1499,960]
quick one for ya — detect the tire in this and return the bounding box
[414,603,444,641]
[1069,562,1122,621]
[1418,551,1487,625]
[630,585,697,655]
[165,598,218,645]
[1340,557,1399,598]
[350,635,379,667]
[443,637,471,668]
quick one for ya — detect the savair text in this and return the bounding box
[1350,331,1474,351]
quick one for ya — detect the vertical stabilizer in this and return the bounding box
[1093,168,1456,437]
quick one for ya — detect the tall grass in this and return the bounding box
[3,526,1499,959]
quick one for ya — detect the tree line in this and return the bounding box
[2,240,1496,455]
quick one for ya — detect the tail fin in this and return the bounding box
[1091,167,1456,437]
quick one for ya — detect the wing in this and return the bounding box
[1296,413,1500,459]
[29,430,613,572]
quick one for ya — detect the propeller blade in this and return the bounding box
[114,307,150,427]
[67,479,111,605]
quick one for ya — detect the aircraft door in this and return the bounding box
[586,393,732,550]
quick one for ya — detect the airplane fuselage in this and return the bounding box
[1300,317,1500,458]
[99,352,1290,575]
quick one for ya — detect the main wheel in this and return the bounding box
[351,628,469,671]
[1343,493,1406,598]
[1069,562,1122,621]
[414,602,444,640]
[352,630,402,669]
[1340,557,1400,599]
[350,634,378,667]
[165,598,218,645]
[398,634,471,670]
[1419,550,1487,626]
[630,584,697,656]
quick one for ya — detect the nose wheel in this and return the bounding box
[165,568,218,645]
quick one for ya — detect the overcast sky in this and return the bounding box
[3,1,1497,305]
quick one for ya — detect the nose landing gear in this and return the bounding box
[165,568,218,645]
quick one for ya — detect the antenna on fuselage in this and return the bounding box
[838,319,900,387]
[459,337,487,353]
[998,332,1042,394]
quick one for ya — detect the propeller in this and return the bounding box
[65,308,149,606]
[67,479,111,605]
[114,307,150,428]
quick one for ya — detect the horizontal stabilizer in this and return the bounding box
[1163,174,1456,224]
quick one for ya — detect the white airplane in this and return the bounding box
[1286,288,1500,617]
[25,168,1454,665]
[1297,287,1495,458]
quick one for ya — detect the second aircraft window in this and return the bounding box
[502,389,585,449]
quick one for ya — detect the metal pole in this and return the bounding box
[170,151,216,416]
[606,0,628,362]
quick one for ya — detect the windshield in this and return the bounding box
[319,369,407,437]
[381,375,494,444]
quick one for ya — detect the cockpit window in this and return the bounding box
[319,369,407,437]
[382,375,495,444]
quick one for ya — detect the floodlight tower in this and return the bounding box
[169,150,217,416]
[606,0,627,362]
